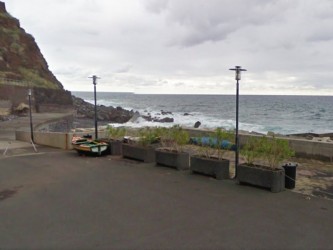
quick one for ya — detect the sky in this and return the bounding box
[5,0,333,95]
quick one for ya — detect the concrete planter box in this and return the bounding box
[109,140,123,155]
[155,149,190,170]
[122,144,156,163]
[190,156,230,179]
[237,164,285,193]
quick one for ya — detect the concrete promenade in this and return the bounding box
[0,113,333,249]
[0,113,72,152]
[0,147,332,249]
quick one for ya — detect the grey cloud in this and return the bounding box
[145,0,169,14]
[8,0,333,94]
[307,21,333,42]
[145,0,292,47]
[114,64,133,73]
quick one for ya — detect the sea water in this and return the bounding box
[73,92,333,135]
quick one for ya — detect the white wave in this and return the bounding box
[76,93,333,135]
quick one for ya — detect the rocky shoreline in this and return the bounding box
[72,95,176,127]
[2,96,333,141]
[72,96,135,123]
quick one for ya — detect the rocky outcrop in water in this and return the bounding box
[141,114,174,123]
[72,96,135,123]
[194,121,201,128]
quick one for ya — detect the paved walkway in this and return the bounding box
[0,113,333,249]
[0,150,332,249]
[0,112,73,152]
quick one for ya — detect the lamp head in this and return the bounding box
[89,75,100,85]
[229,66,247,80]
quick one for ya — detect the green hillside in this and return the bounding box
[0,2,63,89]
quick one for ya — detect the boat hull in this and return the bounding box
[72,137,108,156]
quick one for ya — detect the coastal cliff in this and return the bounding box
[0,2,63,89]
[0,1,136,125]
[0,1,72,114]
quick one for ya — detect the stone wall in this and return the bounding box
[0,100,11,116]
[0,84,73,113]
[0,2,6,12]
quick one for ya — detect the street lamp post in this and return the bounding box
[89,75,100,139]
[229,66,247,178]
[28,89,34,143]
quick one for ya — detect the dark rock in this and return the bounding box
[142,115,153,121]
[72,95,135,123]
[161,110,173,115]
[141,113,174,123]
[184,113,190,116]
[194,121,201,128]
[155,117,174,123]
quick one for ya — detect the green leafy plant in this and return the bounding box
[241,135,294,169]
[168,125,190,152]
[154,127,172,147]
[137,127,161,147]
[19,68,59,89]
[261,136,295,169]
[198,128,234,160]
[215,128,234,160]
[106,125,126,141]
[240,136,264,165]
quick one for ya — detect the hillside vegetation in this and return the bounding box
[0,2,63,89]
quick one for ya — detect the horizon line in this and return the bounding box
[70,90,333,97]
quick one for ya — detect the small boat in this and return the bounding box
[72,136,108,156]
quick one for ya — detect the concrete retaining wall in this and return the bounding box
[0,84,73,113]
[186,128,333,162]
[15,130,104,150]
[16,131,73,150]
[15,128,333,162]
[238,134,333,162]
[288,138,333,162]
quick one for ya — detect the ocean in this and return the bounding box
[73,92,333,135]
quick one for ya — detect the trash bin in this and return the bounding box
[283,162,298,189]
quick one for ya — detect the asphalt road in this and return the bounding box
[0,148,332,249]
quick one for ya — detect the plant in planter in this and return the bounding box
[106,125,126,155]
[191,128,234,179]
[137,127,161,147]
[261,136,295,170]
[155,125,190,170]
[240,136,263,166]
[238,136,295,192]
[122,127,160,163]
[169,125,190,152]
